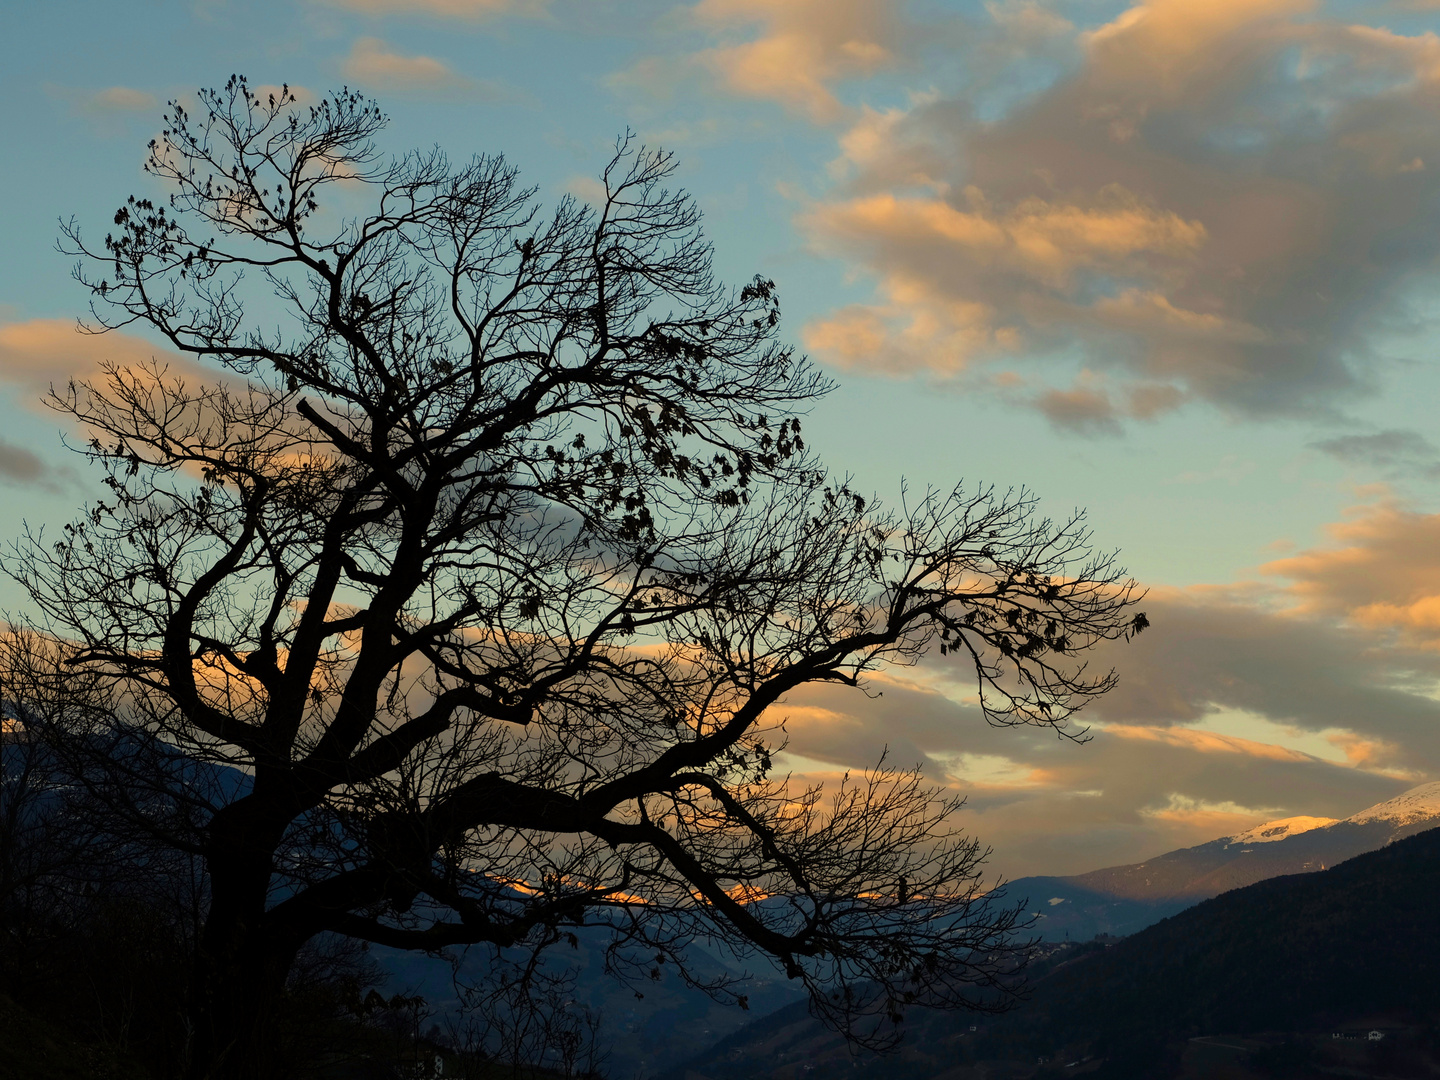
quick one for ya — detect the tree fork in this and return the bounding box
[5,76,1147,1078]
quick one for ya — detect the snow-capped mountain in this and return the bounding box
[1224,815,1337,845]
[1345,779,1440,826]
[1006,780,1440,941]
[1218,780,1440,840]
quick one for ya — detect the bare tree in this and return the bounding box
[6,77,1146,1079]
[445,955,609,1079]
[1,636,210,1076]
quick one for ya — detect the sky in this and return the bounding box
[6,0,1440,880]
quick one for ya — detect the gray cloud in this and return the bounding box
[800,0,1440,426]
[0,439,51,487]
[955,731,1404,879]
[1311,429,1440,479]
[1090,593,1440,733]
[1032,382,1125,437]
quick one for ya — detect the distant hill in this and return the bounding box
[990,823,1440,1050]
[666,823,1440,1080]
[369,921,802,1079]
[2,728,800,1080]
[1007,781,1440,940]
[369,784,1440,1075]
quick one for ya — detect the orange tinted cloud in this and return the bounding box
[801,0,1440,423]
[0,319,207,400]
[1082,0,1313,102]
[61,85,157,116]
[750,649,1416,878]
[622,0,907,122]
[1264,501,1440,647]
[1325,730,1423,779]
[1137,792,1289,843]
[801,188,1203,378]
[340,38,520,101]
[1101,722,1314,762]
[807,189,1205,287]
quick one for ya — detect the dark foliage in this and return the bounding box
[1,728,412,1079]
[1246,1037,1318,1078]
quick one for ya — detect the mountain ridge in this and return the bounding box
[666,823,1440,1080]
[1007,779,1440,940]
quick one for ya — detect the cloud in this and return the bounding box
[1311,429,1440,480]
[320,0,549,16]
[0,319,339,488]
[340,37,520,100]
[1101,722,1314,763]
[562,173,609,206]
[746,507,1440,879]
[765,665,1414,878]
[0,439,54,488]
[47,85,158,131]
[807,187,1207,289]
[0,320,208,400]
[81,86,157,113]
[0,437,76,494]
[799,182,1207,398]
[1136,792,1293,843]
[695,0,907,122]
[1264,500,1440,648]
[800,0,1440,424]
[0,318,223,483]
[1032,375,1123,436]
[0,321,194,489]
[616,0,909,123]
[1086,583,1440,765]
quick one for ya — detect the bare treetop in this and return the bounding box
[11,75,1145,1078]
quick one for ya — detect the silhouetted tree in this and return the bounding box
[444,957,608,1079]
[7,77,1146,1079]
[1,651,206,1075]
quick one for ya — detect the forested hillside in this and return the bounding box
[672,825,1440,1079]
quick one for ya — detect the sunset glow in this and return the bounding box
[7,0,1440,889]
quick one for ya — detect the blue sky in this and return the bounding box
[8,0,1440,877]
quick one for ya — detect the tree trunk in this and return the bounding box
[187,929,296,1080]
[186,808,301,1080]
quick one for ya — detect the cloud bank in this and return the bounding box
[760,495,1440,877]
[795,0,1440,426]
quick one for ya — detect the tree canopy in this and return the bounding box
[6,77,1145,1079]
